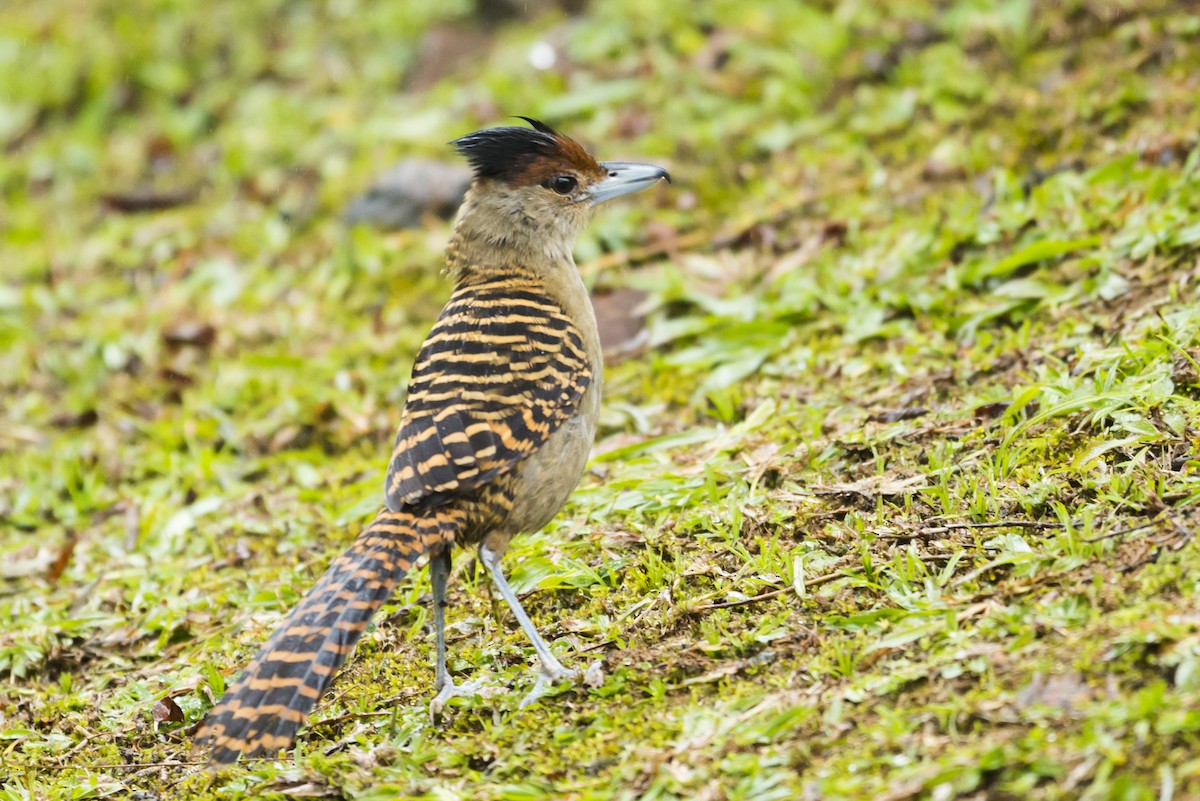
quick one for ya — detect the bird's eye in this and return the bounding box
[544,175,578,195]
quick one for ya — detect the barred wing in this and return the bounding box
[385,279,592,511]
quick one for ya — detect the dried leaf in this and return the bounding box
[268,779,341,798]
[592,287,649,363]
[162,322,216,349]
[973,401,1012,421]
[1171,351,1200,386]
[101,186,198,213]
[49,409,98,429]
[152,696,184,724]
[867,407,929,424]
[46,532,77,583]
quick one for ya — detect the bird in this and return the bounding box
[196,117,669,765]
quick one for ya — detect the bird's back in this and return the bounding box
[385,265,598,533]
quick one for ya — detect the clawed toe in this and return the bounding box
[519,664,579,709]
[430,678,484,721]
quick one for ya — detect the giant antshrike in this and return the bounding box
[197,118,668,764]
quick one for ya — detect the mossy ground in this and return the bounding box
[4,1,1200,799]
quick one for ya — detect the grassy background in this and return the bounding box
[4,0,1200,798]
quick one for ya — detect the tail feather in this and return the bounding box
[197,506,464,765]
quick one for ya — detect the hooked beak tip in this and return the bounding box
[589,161,671,205]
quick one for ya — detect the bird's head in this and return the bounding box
[449,117,669,264]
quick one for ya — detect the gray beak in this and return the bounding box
[588,161,671,206]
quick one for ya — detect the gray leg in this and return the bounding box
[429,547,481,719]
[479,543,578,707]
[430,547,452,693]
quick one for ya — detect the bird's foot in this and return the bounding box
[582,659,606,689]
[429,677,485,722]
[519,662,579,709]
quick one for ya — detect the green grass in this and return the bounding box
[4,0,1200,798]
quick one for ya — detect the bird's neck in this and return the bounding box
[444,187,579,273]
[443,225,573,284]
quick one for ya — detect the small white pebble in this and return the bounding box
[529,41,556,70]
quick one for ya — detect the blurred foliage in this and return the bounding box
[4,0,1200,799]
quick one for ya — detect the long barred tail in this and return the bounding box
[197,506,463,765]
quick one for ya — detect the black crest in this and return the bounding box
[450,117,562,181]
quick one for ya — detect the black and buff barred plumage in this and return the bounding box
[196,118,668,765]
[385,273,592,511]
[197,507,465,762]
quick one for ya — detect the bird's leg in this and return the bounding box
[430,547,454,694]
[479,542,578,708]
[429,547,482,720]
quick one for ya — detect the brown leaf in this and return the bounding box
[152,696,184,724]
[681,649,777,686]
[692,29,734,72]
[157,367,195,387]
[46,531,77,583]
[743,442,784,488]
[867,407,929,424]
[973,401,1012,421]
[162,322,216,349]
[211,538,254,571]
[821,220,849,245]
[266,424,312,454]
[49,409,98,429]
[921,157,966,181]
[592,287,649,364]
[101,186,198,213]
[267,779,342,798]
[1171,350,1200,386]
[1139,135,1195,166]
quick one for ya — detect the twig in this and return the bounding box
[581,175,866,274]
[701,515,1182,613]
[63,723,136,757]
[583,227,713,273]
[879,514,1177,544]
[692,570,846,612]
[1165,517,1195,552]
[913,520,1067,536]
[39,760,205,771]
[1080,514,1169,543]
[307,693,421,730]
